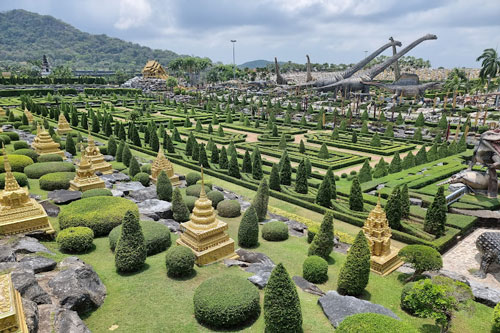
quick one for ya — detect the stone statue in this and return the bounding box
[306,55,313,82]
[274,57,287,85]
[389,37,401,81]
[470,129,500,197]
[475,232,500,278]
[438,169,500,193]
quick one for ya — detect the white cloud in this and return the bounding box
[114,0,152,30]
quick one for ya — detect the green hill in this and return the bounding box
[0,9,180,71]
[238,60,273,69]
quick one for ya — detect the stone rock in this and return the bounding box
[318,290,400,328]
[448,183,467,193]
[20,256,57,273]
[48,190,82,204]
[469,280,500,307]
[156,219,180,233]
[137,199,172,220]
[103,155,114,162]
[286,220,308,237]
[114,181,145,195]
[236,249,270,264]
[292,276,325,296]
[128,185,157,202]
[409,198,423,206]
[376,184,386,190]
[224,259,247,267]
[100,172,130,184]
[13,237,53,255]
[11,268,51,304]
[248,272,271,289]
[38,304,91,333]
[111,189,124,197]
[22,298,39,333]
[40,200,61,217]
[0,246,16,262]
[48,257,106,314]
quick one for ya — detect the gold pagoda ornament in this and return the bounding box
[56,113,72,136]
[69,150,105,192]
[362,195,403,276]
[0,273,29,333]
[150,147,180,185]
[23,108,33,124]
[31,124,66,160]
[176,168,238,265]
[0,147,54,236]
[84,131,112,175]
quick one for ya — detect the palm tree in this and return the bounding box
[476,48,500,91]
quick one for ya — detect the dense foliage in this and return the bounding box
[56,226,94,253]
[109,220,171,256]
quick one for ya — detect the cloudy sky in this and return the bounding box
[1,0,499,68]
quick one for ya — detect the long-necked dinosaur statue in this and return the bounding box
[363,80,442,97]
[306,55,313,82]
[316,34,438,93]
[275,57,287,84]
[293,39,402,88]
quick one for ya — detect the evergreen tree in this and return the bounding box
[217,125,225,137]
[331,127,340,139]
[361,109,369,121]
[458,134,467,153]
[165,133,175,153]
[427,142,438,161]
[326,167,337,200]
[195,119,203,132]
[315,176,331,207]
[157,170,173,201]
[115,210,146,273]
[438,143,448,159]
[219,146,229,169]
[264,263,302,333]
[185,132,195,156]
[413,128,423,141]
[337,231,371,296]
[339,119,347,131]
[385,187,402,230]
[279,151,292,185]
[438,113,448,130]
[252,147,263,180]
[308,212,334,259]
[271,124,278,137]
[358,160,372,183]
[385,124,394,137]
[116,140,124,162]
[448,141,457,156]
[198,144,209,168]
[295,159,308,194]
[81,113,88,129]
[402,151,416,169]
[122,144,132,167]
[400,184,410,219]
[22,113,28,125]
[241,149,252,173]
[184,116,191,127]
[372,158,388,178]
[108,135,117,156]
[361,121,368,134]
[238,206,259,248]
[370,132,381,147]
[172,127,182,142]
[304,157,311,179]
[71,109,79,126]
[118,123,126,141]
[415,145,428,165]
[252,178,269,221]
[131,126,141,147]
[424,186,447,237]
[415,112,425,127]
[299,140,306,154]
[207,123,213,134]
[269,164,281,191]
[349,176,363,211]
[352,131,358,143]
[150,130,159,153]
[227,141,237,157]
[396,112,404,125]
[278,133,287,150]
[128,156,140,177]
[228,154,241,178]
[65,134,76,155]
[389,152,402,173]
[211,145,219,164]
[318,143,330,158]
[172,188,190,222]
[191,141,200,161]
[91,115,100,133]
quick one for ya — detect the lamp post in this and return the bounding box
[231,40,237,80]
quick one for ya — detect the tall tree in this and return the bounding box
[114,211,146,273]
[349,176,363,211]
[424,186,447,237]
[295,159,308,194]
[269,163,281,191]
[308,212,334,259]
[252,178,269,221]
[337,231,371,296]
[385,187,402,230]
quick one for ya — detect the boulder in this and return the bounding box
[110,189,124,197]
[292,276,325,296]
[13,237,53,255]
[318,290,400,328]
[20,256,57,273]
[157,219,180,233]
[286,220,307,237]
[248,272,271,289]
[38,304,91,333]
[128,185,157,202]
[114,181,145,195]
[48,257,106,314]
[236,249,270,264]
[103,155,114,162]
[11,268,51,304]
[409,198,423,206]
[100,172,130,184]
[48,190,82,205]
[0,246,16,262]
[223,259,247,267]
[22,298,39,333]
[40,200,60,217]
[137,199,172,220]
[469,280,500,307]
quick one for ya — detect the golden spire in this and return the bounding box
[87,129,95,146]
[199,167,207,199]
[2,145,20,191]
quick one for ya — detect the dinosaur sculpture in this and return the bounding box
[275,57,287,85]
[389,37,401,81]
[363,81,442,97]
[306,55,313,82]
[438,169,500,192]
[470,129,500,197]
[294,39,402,88]
[475,232,500,278]
[316,34,438,93]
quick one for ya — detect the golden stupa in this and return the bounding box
[362,195,403,276]
[56,113,72,136]
[177,168,238,265]
[31,125,66,159]
[23,108,33,124]
[150,147,180,185]
[0,107,6,117]
[0,147,54,236]
[0,273,28,333]
[84,131,112,175]
[69,150,105,192]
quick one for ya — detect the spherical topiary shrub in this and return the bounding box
[336,313,418,333]
[0,135,11,144]
[400,282,416,314]
[303,255,328,283]
[165,246,196,277]
[37,154,64,162]
[185,195,197,212]
[13,148,38,162]
[59,196,139,236]
[0,155,34,173]
[207,191,224,208]
[196,179,213,190]
[24,162,75,179]
[0,172,29,189]
[133,172,150,187]
[39,172,75,191]
[194,275,260,329]
[186,172,201,186]
[56,226,94,253]
[185,184,212,197]
[493,302,500,333]
[3,132,19,141]
[81,188,113,199]
[216,200,241,218]
[262,221,289,241]
[109,220,171,256]
[140,163,151,175]
[13,141,29,150]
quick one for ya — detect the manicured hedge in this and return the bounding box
[303,255,328,283]
[13,141,29,150]
[39,172,75,191]
[336,313,418,333]
[59,196,139,236]
[13,148,38,162]
[2,132,19,141]
[56,226,94,253]
[207,191,224,208]
[0,172,29,189]
[24,162,75,179]
[262,221,289,241]
[109,220,171,256]
[194,275,260,329]
[216,200,241,218]
[133,172,150,186]
[186,184,212,197]
[186,172,201,186]
[0,155,34,172]
[165,246,196,277]
[37,154,64,162]
[81,188,112,198]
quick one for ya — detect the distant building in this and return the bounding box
[141,60,168,79]
[41,55,51,77]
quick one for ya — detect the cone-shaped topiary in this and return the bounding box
[326,167,336,200]
[172,188,190,222]
[315,176,331,208]
[115,210,147,272]
[252,178,269,221]
[242,149,252,173]
[318,143,330,158]
[228,154,241,179]
[424,186,447,237]
[157,170,173,201]
[415,145,427,165]
[358,160,372,183]
[279,151,292,185]
[389,152,402,173]
[373,158,388,178]
[349,176,363,212]
[295,159,308,194]
[122,144,132,167]
[385,187,402,230]
[252,147,263,180]
[401,184,410,218]
[278,133,287,150]
[299,139,305,154]
[116,140,124,162]
[269,163,281,192]
[108,135,117,156]
[337,231,371,296]
[192,141,199,161]
[198,144,209,168]
[238,206,259,248]
[66,134,76,155]
[128,156,141,177]
[219,146,228,169]
[370,132,381,147]
[264,263,302,332]
[308,212,334,259]
[415,112,425,127]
